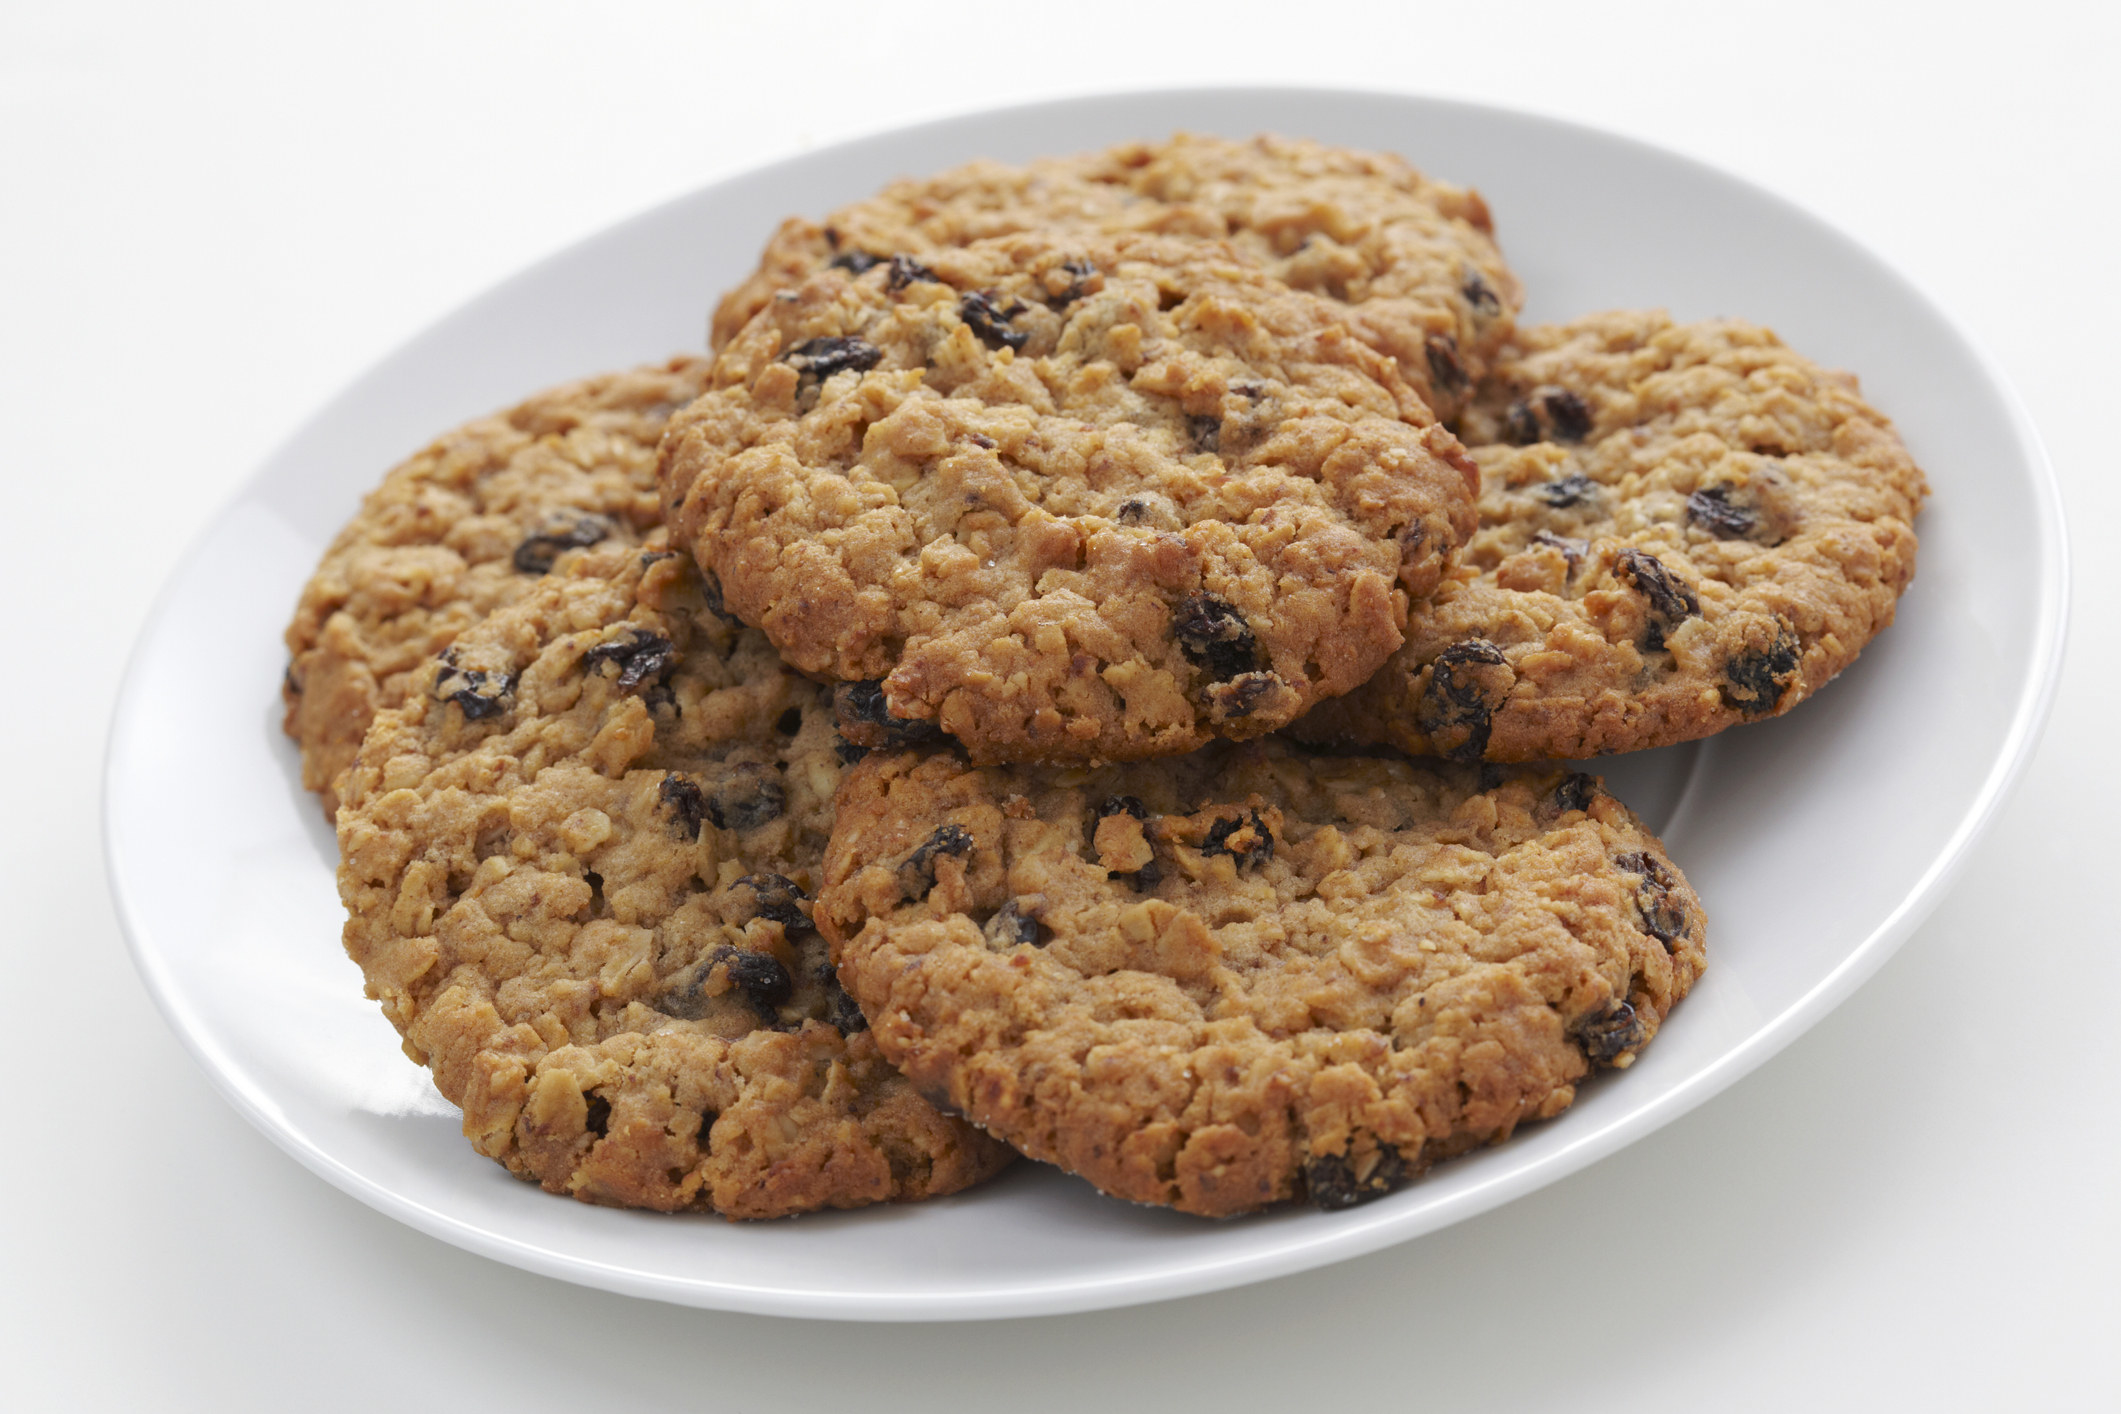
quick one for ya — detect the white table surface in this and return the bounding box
[5,2,2116,1407]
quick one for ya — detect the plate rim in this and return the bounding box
[101,82,2072,1321]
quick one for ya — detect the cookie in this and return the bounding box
[711,133,1521,422]
[282,356,709,815]
[817,739,1705,1217]
[1294,312,1929,760]
[334,542,1014,1217]
[664,231,1479,766]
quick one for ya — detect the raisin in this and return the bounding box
[960,290,1029,351]
[583,1094,612,1139]
[1616,851,1689,945]
[1187,413,1221,453]
[1552,772,1596,815]
[1533,530,1588,571]
[1089,797,1161,892]
[820,968,868,1034]
[1416,639,1511,762]
[1052,257,1097,306]
[432,649,514,721]
[1201,808,1274,868]
[967,432,997,449]
[1207,671,1279,719]
[1576,1001,1646,1065]
[1121,859,1164,892]
[833,679,942,749]
[1405,522,1433,568]
[1534,475,1598,509]
[1173,594,1263,681]
[655,969,712,1022]
[1424,333,1468,394]
[833,734,868,765]
[983,899,1043,948]
[658,773,709,839]
[781,336,882,385]
[1615,848,1666,882]
[721,948,793,1013]
[1461,265,1503,319]
[1504,386,1594,445]
[885,254,936,292]
[1114,494,1183,528]
[1095,795,1150,822]
[511,510,615,575]
[1305,1148,1406,1210]
[1721,620,1803,716]
[1686,485,1758,540]
[736,873,810,930]
[836,678,902,729]
[897,824,973,900]
[1503,400,1540,446]
[581,629,676,690]
[1545,389,1594,442]
[705,762,785,831]
[1090,798,1148,879]
[1613,549,1701,651]
[829,250,882,275]
[699,570,737,624]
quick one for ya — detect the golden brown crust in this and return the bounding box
[667,231,1478,766]
[283,357,710,814]
[335,544,1013,1218]
[818,740,1705,1217]
[710,133,1521,422]
[1294,312,1929,759]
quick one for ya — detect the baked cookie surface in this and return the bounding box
[283,356,709,814]
[711,133,1521,422]
[666,232,1478,766]
[817,739,1705,1217]
[1294,312,1929,760]
[335,543,1013,1218]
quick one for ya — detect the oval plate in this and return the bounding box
[104,87,2066,1320]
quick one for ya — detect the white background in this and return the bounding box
[4,2,2116,1408]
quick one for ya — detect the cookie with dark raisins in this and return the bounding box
[335,543,1012,1219]
[666,229,1478,767]
[281,356,710,816]
[816,738,1705,1217]
[1295,311,1928,759]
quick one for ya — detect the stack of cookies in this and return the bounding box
[287,135,1926,1220]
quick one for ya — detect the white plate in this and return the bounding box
[104,87,2067,1321]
